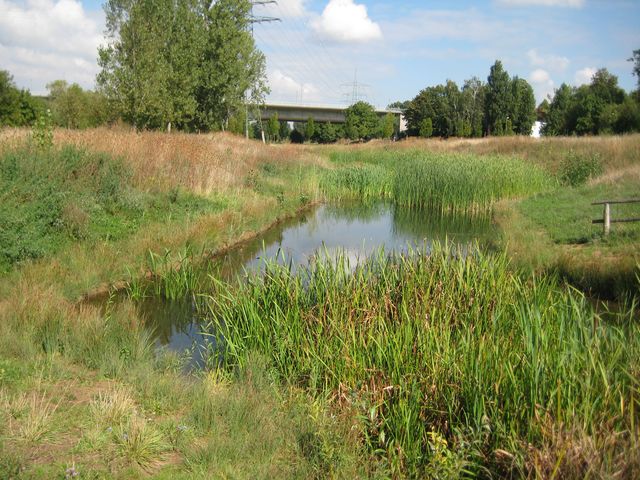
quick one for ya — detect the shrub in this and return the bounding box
[559,151,604,186]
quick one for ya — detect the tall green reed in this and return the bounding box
[201,245,639,476]
[322,150,551,214]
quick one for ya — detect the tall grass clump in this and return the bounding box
[320,164,393,202]
[202,245,639,477]
[393,153,550,212]
[323,150,551,213]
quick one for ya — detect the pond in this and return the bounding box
[136,202,495,364]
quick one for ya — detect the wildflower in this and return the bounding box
[65,464,79,478]
[122,432,129,441]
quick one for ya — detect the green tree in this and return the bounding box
[196,0,267,131]
[98,0,266,132]
[267,113,280,142]
[510,77,536,135]
[304,117,315,142]
[345,101,379,140]
[0,71,41,127]
[542,83,574,136]
[461,77,485,138]
[382,113,395,139]
[536,99,550,123]
[279,120,291,141]
[485,60,512,136]
[99,0,173,129]
[419,118,433,138]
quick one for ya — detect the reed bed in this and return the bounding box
[200,245,639,477]
[323,150,551,213]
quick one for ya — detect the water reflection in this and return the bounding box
[142,202,495,353]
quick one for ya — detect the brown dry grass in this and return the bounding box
[54,129,324,195]
[327,134,640,173]
[0,127,326,195]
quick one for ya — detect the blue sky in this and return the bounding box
[1,0,638,106]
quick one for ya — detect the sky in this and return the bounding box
[1,0,638,107]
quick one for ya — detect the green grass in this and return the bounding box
[200,245,640,478]
[0,145,227,272]
[322,150,552,213]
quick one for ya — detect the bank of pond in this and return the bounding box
[109,200,638,478]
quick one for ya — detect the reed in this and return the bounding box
[201,245,639,477]
[322,150,552,214]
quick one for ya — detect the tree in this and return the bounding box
[419,118,433,138]
[196,0,267,131]
[345,101,378,140]
[304,117,315,142]
[387,100,410,110]
[461,77,485,137]
[485,60,512,136]
[98,0,267,132]
[536,99,550,123]
[0,71,42,127]
[542,83,574,136]
[279,120,291,141]
[381,113,395,139]
[267,113,280,142]
[510,77,536,135]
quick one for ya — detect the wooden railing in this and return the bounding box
[592,199,640,235]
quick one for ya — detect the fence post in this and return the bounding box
[603,202,610,236]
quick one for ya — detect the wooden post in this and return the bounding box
[604,203,610,236]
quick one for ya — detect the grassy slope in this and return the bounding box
[0,132,364,478]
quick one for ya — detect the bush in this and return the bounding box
[559,152,604,186]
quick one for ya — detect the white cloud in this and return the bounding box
[311,0,382,44]
[268,69,321,102]
[497,0,584,7]
[527,49,570,72]
[258,0,306,18]
[530,68,555,102]
[0,0,103,93]
[574,67,597,85]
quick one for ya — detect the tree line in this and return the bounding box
[400,60,536,138]
[540,66,640,135]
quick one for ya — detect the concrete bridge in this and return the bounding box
[259,103,407,131]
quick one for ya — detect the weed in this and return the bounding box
[559,151,604,186]
[90,387,135,427]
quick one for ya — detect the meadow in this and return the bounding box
[0,129,638,478]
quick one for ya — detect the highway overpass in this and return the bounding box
[259,103,407,131]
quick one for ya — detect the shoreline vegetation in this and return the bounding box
[1,129,639,478]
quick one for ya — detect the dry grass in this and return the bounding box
[328,134,640,173]
[53,129,324,195]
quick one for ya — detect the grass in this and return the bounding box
[0,129,639,477]
[322,149,552,213]
[202,245,640,477]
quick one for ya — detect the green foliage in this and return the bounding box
[381,112,395,139]
[204,246,639,477]
[31,109,53,150]
[419,117,433,138]
[304,117,315,141]
[485,60,513,135]
[324,150,551,214]
[46,80,110,129]
[98,0,266,131]
[0,146,223,271]
[345,101,379,140]
[543,69,636,136]
[0,70,43,127]
[267,113,280,142]
[278,120,291,141]
[558,151,604,187]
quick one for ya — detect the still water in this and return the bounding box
[139,202,494,359]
